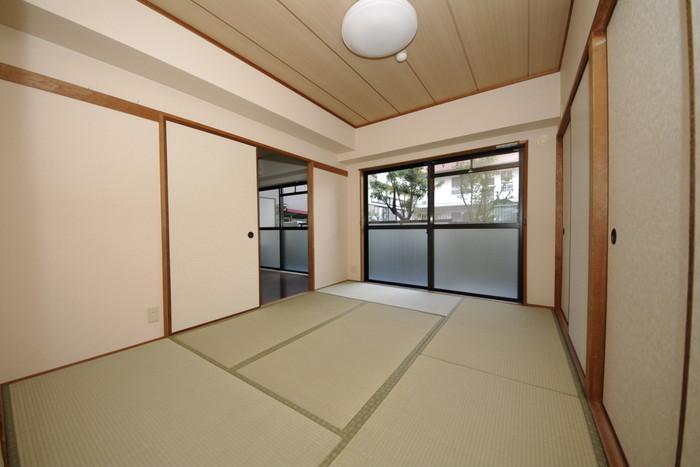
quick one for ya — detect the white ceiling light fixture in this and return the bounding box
[341,0,417,59]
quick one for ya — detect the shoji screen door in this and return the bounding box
[166,122,259,332]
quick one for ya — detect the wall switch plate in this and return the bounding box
[147,307,160,323]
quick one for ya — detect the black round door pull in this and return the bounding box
[248,232,254,239]
[611,227,617,245]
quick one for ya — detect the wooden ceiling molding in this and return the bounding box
[141,0,573,128]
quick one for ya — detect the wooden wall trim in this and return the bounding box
[585,31,609,403]
[162,114,348,176]
[307,161,316,291]
[0,62,348,178]
[522,142,529,305]
[1,337,165,386]
[554,131,564,314]
[677,0,696,463]
[554,304,587,394]
[158,116,173,336]
[589,401,629,466]
[554,0,625,465]
[0,63,161,121]
[314,161,348,177]
[0,387,7,467]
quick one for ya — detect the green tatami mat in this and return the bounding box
[424,297,578,395]
[332,356,599,467]
[175,292,361,368]
[239,302,440,429]
[7,340,339,467]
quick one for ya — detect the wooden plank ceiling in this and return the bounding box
[143,0,572,127]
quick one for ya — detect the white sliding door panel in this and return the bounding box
[313,168,348,289]
[605,1,689,465]
[568,64,590,373]
[561,125,572,321]
[167,122,259,332]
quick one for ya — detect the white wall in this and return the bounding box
[559,0,599,112]
[340,73,560,162]
[3,0,354,152]
[0,80,163,383]
[0,22,345,169]
[313,168,348,289]
[346,124,558,307]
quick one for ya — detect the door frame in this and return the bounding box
[258,180,310,274]
[361,143,528,303]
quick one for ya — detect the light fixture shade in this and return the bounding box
[342,0,417,58]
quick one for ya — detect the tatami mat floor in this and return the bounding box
[2,282,605,466]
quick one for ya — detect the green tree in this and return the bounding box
[458,170,516,223]
[369,168,427,222]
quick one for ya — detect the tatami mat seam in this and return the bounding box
[169,338,345,438]
[419,353,583,399]
[229,302,367,372]
[551,311,608,467]
[316,290,450,317]
[230,371,345,438]
[2,385,20,467]
[169,303,371,440]
[317,297,464,467]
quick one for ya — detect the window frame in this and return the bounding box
[362,144,525,302]
[259,180,309,274]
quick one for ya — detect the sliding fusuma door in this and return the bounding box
[364,146,524,301]
[166,121,260,332]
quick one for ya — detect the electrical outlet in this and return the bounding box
[147,307,160,323]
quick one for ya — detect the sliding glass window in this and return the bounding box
[259,182,308,273]
[364,146,523,301]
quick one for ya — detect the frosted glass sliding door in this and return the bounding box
[434,228,519,299]
[260,230,280,268]
[282,229,308,272]
[364,148,523,301]
[258,182,308,273]
[368,229,428,286]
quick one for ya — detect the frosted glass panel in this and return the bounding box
[368,229,427,286]
[282,229,308,272]
[260,230,280,268]
[434,228,519,299]
[259,189,279,227]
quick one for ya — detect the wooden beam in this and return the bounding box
[158,116,172,337]
[585,31,609,404]
[307,162,316,290]
[0,63,160,121]
[555,133,564,314]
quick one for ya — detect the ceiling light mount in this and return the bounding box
[341,0,417,59]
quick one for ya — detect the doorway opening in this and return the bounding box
[258,149,310,304]
[363,144,525,302]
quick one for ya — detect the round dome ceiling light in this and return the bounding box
[341,0,418,59]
